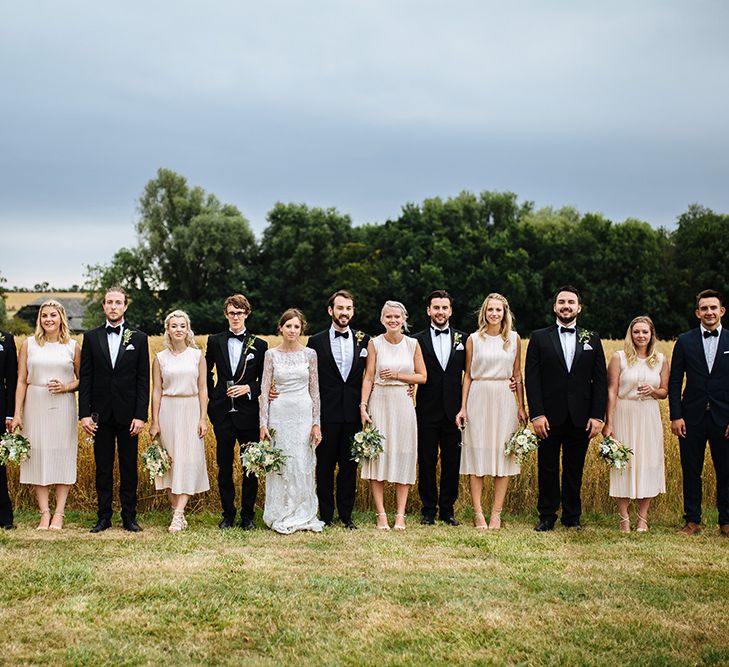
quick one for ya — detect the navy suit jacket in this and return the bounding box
[668,327,729,427]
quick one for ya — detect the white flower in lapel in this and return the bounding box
[122,329,134,346]
[0,332,5,343]
[452,332,463,349]
[354,330,366,347]
[578,329,592,345]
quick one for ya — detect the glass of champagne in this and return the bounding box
[458,421,468,448]
[226,381,238,412]
[85,412,99,445]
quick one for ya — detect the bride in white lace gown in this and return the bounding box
[259,309,325,534]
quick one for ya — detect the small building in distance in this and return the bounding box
[16,296,88,333]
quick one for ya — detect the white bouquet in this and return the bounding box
[598,435,633,471]
[0,428,31,466]
[141,438,173,483]
[350,424,385,462]
[504,425,539,465]
[241,429,287,477]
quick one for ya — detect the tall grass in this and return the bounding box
[6,336,716,522]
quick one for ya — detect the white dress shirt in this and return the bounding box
[557,321,577,371]
[430,325,450,370]
[701,324,722,372]
[228,329,246,374]
[106,320,124,368]
[330,326,353,380]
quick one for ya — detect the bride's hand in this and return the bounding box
[311,425,322,447]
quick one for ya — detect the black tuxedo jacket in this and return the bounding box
[307,329,370,424]
[206,331,268,430]
[669,327,729,427]
[0,331,18,420]
[413,327,466,424]
[78,325,150,424]
[525,324,607,427]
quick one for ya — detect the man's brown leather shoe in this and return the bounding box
[679,522,701,536]
[719,524,729,538]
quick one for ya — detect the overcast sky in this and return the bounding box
[2,1,728,288]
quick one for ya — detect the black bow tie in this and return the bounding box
[228,331,247,342]
[704,329,719,339]
[433,328,450,336]
[560,327,576,335]
[334,330,350,339]
[106,325,121,335]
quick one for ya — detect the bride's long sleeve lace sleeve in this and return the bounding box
[307,348,321,426]
[259,350,274,428]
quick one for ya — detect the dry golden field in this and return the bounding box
[5,335,715,523]
[3,292,85,316]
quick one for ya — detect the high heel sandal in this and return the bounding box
[474,512,488,530]
[636,514,649,533]
[168,510,186,534]
[394,513,406,531]
[488,509,502,531]
[375,512,390,530]
[49,512,65,530]
[37,510,51,531]
[619,514,631,533]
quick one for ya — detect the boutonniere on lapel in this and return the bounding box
[122,329,135,347]
[234,335,258,382]
[354,330,366,347]
[452,332,463,349]
[0,332,5,343]
[578,329,592,346]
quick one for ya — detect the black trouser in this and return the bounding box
[679,412,729,525]
[0,463,13,525]
[214,422,259,522]
[316,421,359,523]
[94,420,139,523]
[537,419,589,525]
[417,417,462,519]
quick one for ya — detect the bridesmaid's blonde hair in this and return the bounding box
[624,315,661,368]
[380,300,410,333]
[477,293,513,349]
[34,300,71,345]
[163,310,198,350]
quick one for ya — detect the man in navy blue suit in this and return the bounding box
[669,288,729,537]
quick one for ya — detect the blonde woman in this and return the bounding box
[603,316,668,532]
[456,294,527,530]
[360,301,427,530]
[150,310,209,533]
[11,300,80,530]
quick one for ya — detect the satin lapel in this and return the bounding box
[715,328,729,375]
[98,327,113,370]
[219,334,234,379]
[445,329,458,369]
[420,330,437,366]
[323,333,341,378]
[344,332,358,382]
[233,334,251,378]
[571,327,584,372]
[549,326,568,372]
[114,325,129,369]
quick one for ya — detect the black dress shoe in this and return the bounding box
[90,519,112,533]
[240,517,255,531]
[534,520,555,532]
[420,515,436,525]
[218,518,235,529]
[563,522,582,530]
[342,520,357,530]
[322,520,333,527]
[123,520,143,532]
[441,516,460,526]
[1,523,16,530]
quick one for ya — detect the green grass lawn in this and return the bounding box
[1,510,728,666]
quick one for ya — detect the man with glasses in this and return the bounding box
[206,294,268,529]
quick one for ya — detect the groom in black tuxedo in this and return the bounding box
[206,294,267,530]
[525,285,607,531]
[0,329,18,529]
[79,286,150,532]
[669,289,729,537]
[414,290,466,525]
[307,290,370,529]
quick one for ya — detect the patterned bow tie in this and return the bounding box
[703,329,719,339]
[228,331,247,342]
[560,327,576,335]
[433,328,450,336]
[106,325,121,335]
[334,330,350,339]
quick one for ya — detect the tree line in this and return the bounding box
[82,168,728,339]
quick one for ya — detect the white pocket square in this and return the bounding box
[126,344,135,351]
[0,344,4,352]
[583,343,593,350]
[246,352,255,361]
[724,350,729,354]
[455,343,464,351]
[359,349,368,358]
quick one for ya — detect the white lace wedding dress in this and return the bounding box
[259,347,325,534]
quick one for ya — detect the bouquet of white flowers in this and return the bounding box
[598,435,633,471]
[240,429,287,477]
[0,428,31,466]
[504,425,539,465]
[350,424,385,462]
[141,438,173,483]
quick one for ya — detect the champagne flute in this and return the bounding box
[458,421,468,448]
[226,381,238,412]
[85,412,99,445]
[637,365,648,401]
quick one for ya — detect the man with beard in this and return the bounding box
[80,286,150,533]
[414,290,466,525]
[525,285,607,531]
[306,290,370,528]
